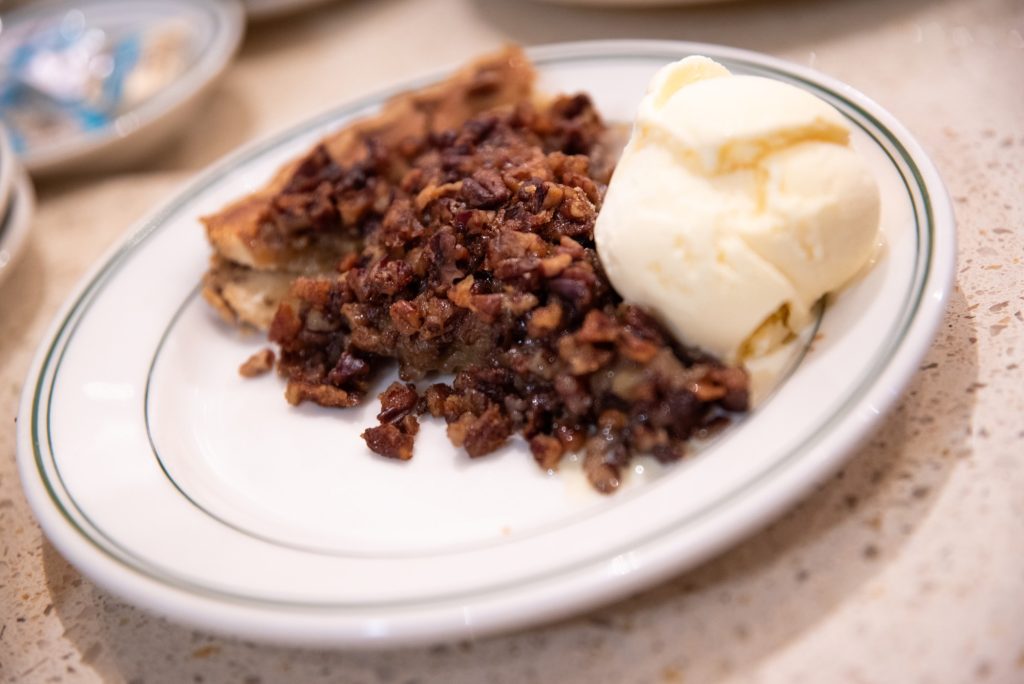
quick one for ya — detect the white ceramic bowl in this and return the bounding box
[0,0,245,177]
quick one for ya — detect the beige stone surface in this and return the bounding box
[1,0,1022,681]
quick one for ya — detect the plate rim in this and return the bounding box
[0,126,15,221]
[16,39,956,647]
[0,167,36,288]
[1,0,246,174]
[243,0,337,20]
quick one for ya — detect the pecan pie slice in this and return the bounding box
[201,46,536,329]
[201,48,749,493]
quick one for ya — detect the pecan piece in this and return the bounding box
[530,434,564,472]
[363,414,420,461]
[239,348,275,378]
[377,381,420,423]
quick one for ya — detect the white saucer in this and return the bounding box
[0,0,245,177]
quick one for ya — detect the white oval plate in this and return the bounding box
[0,167,36,288]
[17,40,954,648]
[0,0,244,177]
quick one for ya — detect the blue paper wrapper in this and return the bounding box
[0,9,191,155]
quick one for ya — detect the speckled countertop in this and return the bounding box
[1,0,1022,681]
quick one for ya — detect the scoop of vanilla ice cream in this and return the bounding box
[595,56,880,364]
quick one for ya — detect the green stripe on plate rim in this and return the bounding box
[31,45,933,610]
[141,289,823,559]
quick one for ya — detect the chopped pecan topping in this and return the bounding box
[263,92,748,493]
